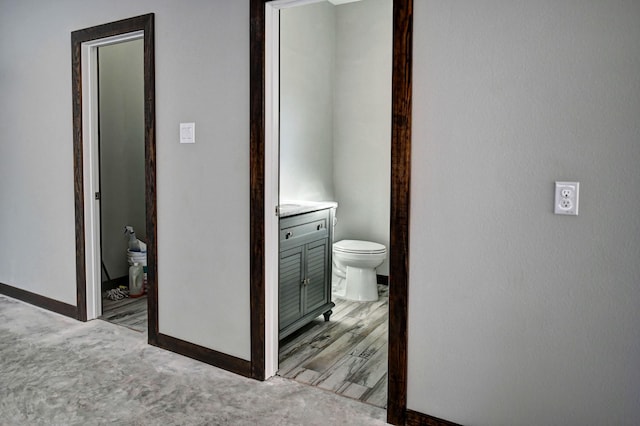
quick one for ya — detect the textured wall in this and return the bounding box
[332,0,391,274]
[280,1,336,202]
[408,1,640,424]
[98,39,145,281]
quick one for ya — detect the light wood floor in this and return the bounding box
[278,285,388,408]
[101,294,147,332]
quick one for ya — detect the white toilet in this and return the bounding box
[332,240,387,302]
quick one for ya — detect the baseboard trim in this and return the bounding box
[406,409,462,426]
[155,333,252,378]
[377,274,389,285]
[0,282,77,319]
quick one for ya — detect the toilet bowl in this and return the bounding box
[332,240,387,302]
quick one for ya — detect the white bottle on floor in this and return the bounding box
[129,263,144,298]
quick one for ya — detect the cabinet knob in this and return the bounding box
[286,231,293,239]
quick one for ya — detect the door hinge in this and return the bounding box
[95,192,101,200]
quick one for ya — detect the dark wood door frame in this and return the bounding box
[249,1,413,424]
[71,14,159,345]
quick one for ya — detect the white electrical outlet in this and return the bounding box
[555,181,579,215]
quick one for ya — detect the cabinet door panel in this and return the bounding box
[305,238,329,313]
[279,246,304,330]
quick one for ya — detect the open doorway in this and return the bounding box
[72,14,159,344]
[274,0,392,409]
[96,38,147,332]
[251,0,412,423]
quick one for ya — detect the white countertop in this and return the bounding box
[278,201,338,218]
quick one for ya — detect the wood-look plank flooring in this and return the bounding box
[100,294,147,332]
[278,285,388,408]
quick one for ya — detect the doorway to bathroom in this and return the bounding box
[251,0,411,422]
[275,0,391,409]
[72,14,159,343]
[252,1,415,422]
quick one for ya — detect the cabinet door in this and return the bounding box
[279,245,304,331]
[304,238,329,314]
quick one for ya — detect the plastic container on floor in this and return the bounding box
[128,263,144,297]
[127,249,147,293]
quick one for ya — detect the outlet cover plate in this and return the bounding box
[555,181,579,215]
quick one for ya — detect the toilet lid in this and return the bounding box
[333,240,386,254]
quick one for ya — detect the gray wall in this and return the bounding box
[98,39,145,281]
[0,0,250,360]
[280,2,336,202]
[280,0,392,274]
[333,0,391,274]
[408,1,640,424]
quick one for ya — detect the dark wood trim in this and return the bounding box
[0,282,77,319]
[142,15,159,347]
[71,24,86,322]
[71,14,157,345]
[250,1,412,424]
[249,0,267,381]
[407,410,462,426]
[155,333,252,378]
[387,0,413,424]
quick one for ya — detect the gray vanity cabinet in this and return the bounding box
[279,208,335,339]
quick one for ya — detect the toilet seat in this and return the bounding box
[333,240,386,254]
